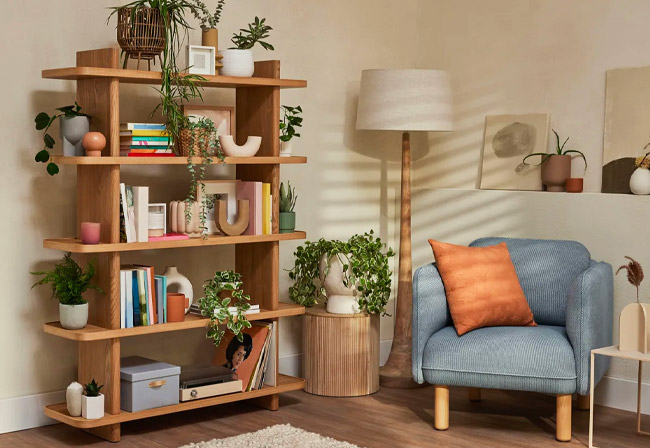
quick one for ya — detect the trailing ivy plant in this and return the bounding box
[522,129,587,168]
[230,16,274,50]
[189,0,228,28]
[30,253,103,305]
[288,230,395,315]
[34,103,89,175]
[279,105,302,142]
[197,270,252,347]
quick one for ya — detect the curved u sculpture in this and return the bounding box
[215,199,250,236]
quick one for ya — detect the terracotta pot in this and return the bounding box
[167,293,188,322]
[565,178,583,193]
[82,132,106,157]
[541,154,571,192]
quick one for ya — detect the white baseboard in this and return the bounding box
[0,390,63,434]
[595,375,650,415]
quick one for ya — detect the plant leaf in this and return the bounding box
[35,149,50,163]
[44,133,55,149]
[46,162,59,176]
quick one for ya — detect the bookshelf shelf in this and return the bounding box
[44,374,305,429]
[43,303,305,341]
[50,156,307,165]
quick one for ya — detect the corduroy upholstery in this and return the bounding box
[413,237,613,396]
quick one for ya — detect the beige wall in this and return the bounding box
[0,0,416,400]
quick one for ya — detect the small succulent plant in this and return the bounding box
[83,379,104,397]
[522,129,587,168]
[279,181,297,213]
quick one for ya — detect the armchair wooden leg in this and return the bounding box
[556,394,572,442]
[576,394,590,411]
[434,385,449,431]
[468,387,481,402]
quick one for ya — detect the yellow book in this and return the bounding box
[120,129,170,137]
[262,183,271,235]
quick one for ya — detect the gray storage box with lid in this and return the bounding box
[120,356,180,412]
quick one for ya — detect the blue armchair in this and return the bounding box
[412,237,613,442]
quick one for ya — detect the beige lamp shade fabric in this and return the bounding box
[356,69,453,132]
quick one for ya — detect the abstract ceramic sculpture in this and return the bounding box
[60,116,90,156]
[541,155,571,192]
[620,303,650,353]
[319,254,360,314]
[82,132,106,157]
[66,382,83,417]
[219,135,262,157]
[80,222,101,244]
[169,201,201,237]
[214,199,249,236]
[162,266,193,313]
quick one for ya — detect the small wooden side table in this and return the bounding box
[589,345,650,448]
[302,305,380,397]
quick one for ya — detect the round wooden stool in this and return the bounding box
[302,305,380,397]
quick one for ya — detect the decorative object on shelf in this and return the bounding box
[188,45,216,75]
[279,105,303,157]
[148,203,167,238]
[320,254,359,314]
[630,150,650,195]
[279,181,297,234]
[189,0,228,70]
[34,102,90,175]
[220,16,274,77]
[201,28,223,70]
[356,68,452,388]
[602,66,650,193]
[31,253,102,330]
[198,270,252,347]
[162,266,193,313]
[81,379,104,420]
[169,200,202,237]
[616,256,650,353]
[120,356,181,412]
[167,293,189,322]
[114,6,165,69]
[82,131,106,157]
[566,178,584,193]
[197,179,239,235]
[522,129,587,192]
[219,135,261,157]
[80,222,101,245]
[214,200,249,236]
[478,113,549,191]
[66,382,83,417]
[183,105,234,139]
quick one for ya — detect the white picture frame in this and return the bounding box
[188,45,215,76]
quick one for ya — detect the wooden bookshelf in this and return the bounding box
[39,48,308,442]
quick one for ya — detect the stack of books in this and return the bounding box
[119,265,167,328]
[120,123,174,157]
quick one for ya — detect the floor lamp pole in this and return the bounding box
[379,132,422,388]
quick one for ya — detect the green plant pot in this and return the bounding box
[279,212,296,234]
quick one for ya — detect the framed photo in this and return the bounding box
[478,113,550,191]
[187,45,215,76]
[182,105,235,139]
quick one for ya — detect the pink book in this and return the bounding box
[236,182,262,235]
[148,233,190,242]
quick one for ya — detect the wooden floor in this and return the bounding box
[0,386,647,447]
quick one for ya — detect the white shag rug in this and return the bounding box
[179,424,361,448]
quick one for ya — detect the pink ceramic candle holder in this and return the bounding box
[80,222,101,244]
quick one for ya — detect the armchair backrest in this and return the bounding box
[469,237,591,326]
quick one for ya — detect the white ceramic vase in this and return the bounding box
[280,140,293,157]
[629,168,650,195]
[81,394,104,420]
[66,382,83,417]
[319,254,360,314]
[60,116,90,156]
[59,303,88,329]
[219,135,262,157]
[219,49,254,77]
[162,266,193,313]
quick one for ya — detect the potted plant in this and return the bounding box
[616,256,650,353]
[279,181,297,233]
[34,103,90,175]
[288,230,394,315]
[279,105,302,157]
[220,17,274,77]
[630,145,650,195]
[522,129,587,192]
[189,0,228,71]
[197,270,252,347]
[81,379,104,420]
[31,253,103,329]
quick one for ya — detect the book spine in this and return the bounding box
[133,186,149,243]
[120,136,172,142]
[137,270,148,326]
[125,271,133,328]
[120,123,167,130]
[120,271,126,329]
[262,183,271,235]
[132,271,141,326]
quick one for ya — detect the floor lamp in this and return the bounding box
[356,69,453,388]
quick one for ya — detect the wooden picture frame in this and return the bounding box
[182,105,235,140]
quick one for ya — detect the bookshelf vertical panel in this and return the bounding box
[235,242,279,311]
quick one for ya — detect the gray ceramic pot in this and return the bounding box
[60,116,90,156]
[541,154,571,192]
[279,212,296,234]
[59,303,88,329]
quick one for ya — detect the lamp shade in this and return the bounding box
[356,69,453,132]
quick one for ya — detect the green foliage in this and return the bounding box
[279,181,297,213]
[30,254,103,305]
[189,0,227,28]
[279,105,302,142]
[288,230,395,315]
[198,270,252,347]
[522,129,588,168]
[83,379,104,397]
[34,102,89,176]
[230,17,274,50]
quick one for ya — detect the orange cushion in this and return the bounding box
[429,240,536,335]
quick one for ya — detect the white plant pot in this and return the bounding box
[81,394,104,420]
[219,135,262,157]
[66,382,83,417]
[630,168,650,195]
[59,303,88,329]
[280,140,293,157]
[319,254,360,314]
[219,49,254,77]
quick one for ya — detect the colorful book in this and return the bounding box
[121,183,136,243]
[132,186,149,243]
[120,129,170,137]
[119,271,126,328]
[236,182,262,235]
[124,145,172,150]
[120,268,134,328]
[137,269,148,326]
[132,271,141,326]
[262,183,271,235]
[119,188,127,243]
[126,153,177,157]
[121,135,171,142]
[120,123,166,131]
[154,275,167,324]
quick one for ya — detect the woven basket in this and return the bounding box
[177,128,216,157]
[116,7,165,60]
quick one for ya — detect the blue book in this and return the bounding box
[120,123,167,131]
[132,271,141,326]
[162,276,167,323]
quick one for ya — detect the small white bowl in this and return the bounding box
[219,135,262,157]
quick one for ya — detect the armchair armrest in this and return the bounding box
[412,263,451,383]
[566,260,614,395]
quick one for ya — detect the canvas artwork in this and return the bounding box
[182,105,235,139]
[479,113,550,191]
[602,66,650,193]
